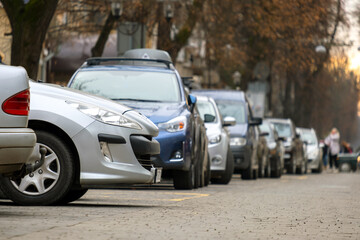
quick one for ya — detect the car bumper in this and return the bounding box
[230,145,247,170]
[0,128,36,174]
[151,130,191,171]
[72,121,161,186]
[208,139,227,172]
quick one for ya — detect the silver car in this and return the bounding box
[195,96,235,184]
[297,127,323,173]
[0,65,36,177]
[0,81,161,205]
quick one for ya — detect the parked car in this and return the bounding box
[259,120,285,178]
[297,127,323,173]
[194,95,235,184]
[192,90,262,180]
[0,65,36,177]
[0,80,161,206]
[267,118,306,174]
[68,49,209,190]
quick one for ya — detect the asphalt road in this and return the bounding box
[0,171,359,240]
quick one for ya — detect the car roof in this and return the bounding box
[192,89,246,102]
[77,64,176,74]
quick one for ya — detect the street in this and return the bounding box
[0,172,359,240]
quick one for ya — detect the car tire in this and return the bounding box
[287,156,296,174]
[173,164,194,190]
[271,157,282,178]
[204,155,211,186]
[265,157,271,178]
[258,154,266,178]
[241,150,253,180]
[312,160,323,173]
[339,162,351,172]
[0,130,76,206]
[58,188,88,205]
[212,147,234,184]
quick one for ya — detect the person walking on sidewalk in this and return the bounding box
[325,128,340,172]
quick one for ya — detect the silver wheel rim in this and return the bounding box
[11,143,60,195]
[340,163,351,172]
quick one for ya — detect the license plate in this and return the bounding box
[155,168,162,183]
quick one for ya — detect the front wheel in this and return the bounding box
[58,188,88,205]
[241,150,253,180]
[173,164,194,190]
[0,130,76,206]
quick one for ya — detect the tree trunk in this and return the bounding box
[2,0,59,80]
[91,12,116,57]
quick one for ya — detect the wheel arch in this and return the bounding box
[28,120,81,188]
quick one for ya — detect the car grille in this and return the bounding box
[137,154,152,171]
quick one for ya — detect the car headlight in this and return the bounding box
[357,155,360,163]
[230,137,246,146]
[67,101,142,130]
[158,116,187,132]
[209,134,221,144]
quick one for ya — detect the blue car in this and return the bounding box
[68,49,209,189]
[192,90,262,180]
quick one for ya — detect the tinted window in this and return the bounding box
[70,70,181,102]
[272,122,292,138]
[197,100,217,123]
[215,100,246,124]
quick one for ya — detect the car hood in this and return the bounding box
[114,100,187,124]
[226,123,247,137]
[30,81,131,114]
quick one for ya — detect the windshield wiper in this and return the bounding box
[111,98,162,102]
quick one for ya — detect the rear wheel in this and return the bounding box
[339,162,351,172]
[0,130,76,206]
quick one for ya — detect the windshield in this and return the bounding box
[197,100,217,123]
[70,70,181,102]
[300,130,317,145]
[215,100,246,124]
[272,122,293,138]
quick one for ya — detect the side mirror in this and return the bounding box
[223,116,236,127]
[295,133,301,139]
[303,140,308,145]
[260,132,269,137]
[188,94,197,112]
[204,114,216,123]
[277,137,286,142]
[249,117,262,126]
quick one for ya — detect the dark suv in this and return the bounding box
[192,90,262,180]
[68,49,209,189]
[267,118,306,174]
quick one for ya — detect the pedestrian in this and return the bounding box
[320,140,328,168]
[325,128,340,172]
[341,140,353,153]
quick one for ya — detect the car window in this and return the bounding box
[259,122,274,140]
[300,130,317,145]
[215,100,246,124]
[272,122,293,138]
[70,70,181,102]
[197,100,217,123]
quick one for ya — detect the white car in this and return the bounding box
[297,127,323,173]
[0,65,36,177]
[0,81,161,205]
[195,95,235,184]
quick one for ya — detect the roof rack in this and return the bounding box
[84,57,173,69]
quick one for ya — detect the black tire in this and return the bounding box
[0,130,76,206]
[241,151,253,180]
[339,163,351,172]
[212,148,234,184]
[59,188,88,205]
[312,160,323,174]
[287,156,296,174]
[264,157,271,178]
[204,155,211,186]
[258,155,266,178]
[271,157,282,178]
[173,164,194,190]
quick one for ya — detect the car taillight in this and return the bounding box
[2,89,30,116]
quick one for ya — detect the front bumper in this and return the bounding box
[0,128,36,174]
[72,121,161,185]
[208,139,227,172]
[230,145,247,170]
